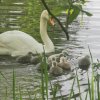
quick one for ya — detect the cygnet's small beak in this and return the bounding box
[49,17,55,26]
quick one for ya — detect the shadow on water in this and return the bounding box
[0,0,100,100]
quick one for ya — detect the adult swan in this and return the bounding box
[0,10,55,56]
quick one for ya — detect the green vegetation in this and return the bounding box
[0,50,100,100]
[19,0,92,40]
[0,46,100,100]
[0,0,92,41]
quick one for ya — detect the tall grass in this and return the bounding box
[19,85,23,100]
[33,46,99,100]
[87,71,91,100]
[40,47,49,100]
[68,77,76,100]
[13,68,16,100]
[0,48,100,100]
[97,74,100,100]
[68,46,100,100]
[76,69,82,100]
[0,71,9,84]
[88,46,95,100]
[5,86,8,100]
[40,47,63,100]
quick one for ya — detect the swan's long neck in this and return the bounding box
[40,17,54,52]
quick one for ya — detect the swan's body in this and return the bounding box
[0,10,54,56]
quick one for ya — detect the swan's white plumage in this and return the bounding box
[0,10,54,56]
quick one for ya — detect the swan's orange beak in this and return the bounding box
[49,17,55,26]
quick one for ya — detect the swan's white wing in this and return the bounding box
[0,30,44,56]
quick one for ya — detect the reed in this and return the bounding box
[5,86,8,100]
[97,74,100,100]
[12,68,16,100]
[50,81,62,100]
[85,90,88,100]
[86,46,100,100]
[87,72,91,100]
[88,46,95,100]
[50,82,58,99]
[68,46,100,100]
[40,47,49,100]
[40,60,45,100]
[19,85,23,100]
[0,71,8,84]
[76,69,82,100]
[0,48,100,100]
[68,76,76,100]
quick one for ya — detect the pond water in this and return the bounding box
[0,0,100,100]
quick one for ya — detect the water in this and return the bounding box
[0,0,100,100]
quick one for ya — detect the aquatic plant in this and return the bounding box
[12,68,16,100]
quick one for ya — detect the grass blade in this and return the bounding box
[85,91,88,100]
[88,45,95,100]
[5,86,8,100]
[0,71,9,84]
[13,68,16,100]
[43,47,49,100]
[69,76,76,100]
[76,69,82,100]
[97,74,100,100]
[40,57,45,100]
[19,85,22,100]
[91,72,94,100]
[87,72,91,100]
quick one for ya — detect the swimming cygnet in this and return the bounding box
[30,56,40,65]
[16,52,40,64]
[78,55,90,70]
[16,52,33,64]
[58,56,71,70]
[47,53,64,66]
[49,61,63,76]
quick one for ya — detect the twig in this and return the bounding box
[41,0,69,40]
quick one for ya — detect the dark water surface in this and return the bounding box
[0,0,100,100]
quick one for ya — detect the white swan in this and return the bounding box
[0,10,55,57]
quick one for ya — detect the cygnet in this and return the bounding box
[78,55,90,70]
[58,56,71,70]
[16,52,33,64]
[49,61,63,76]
